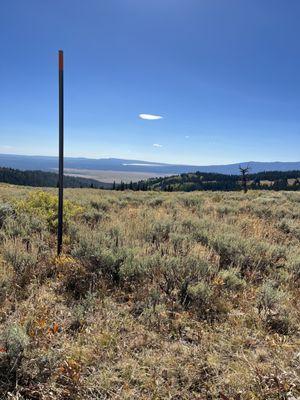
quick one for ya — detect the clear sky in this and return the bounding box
[1,0,300,165]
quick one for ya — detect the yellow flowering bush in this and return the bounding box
[15,191,83,232]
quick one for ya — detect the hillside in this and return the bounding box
[0,186,299,399]
[133,170,300,192]
[0,167,111,189]
[1,153,300,175]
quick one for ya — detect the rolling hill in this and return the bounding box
[0,167,110,188]
[132,170,300,192]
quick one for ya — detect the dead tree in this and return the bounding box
[239,165,250,193]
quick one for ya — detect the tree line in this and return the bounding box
[1,166,299,192]
[0,167,106,188]
[113,169,300,192]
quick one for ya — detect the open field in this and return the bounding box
[60,168,170,183]
[0,184,299,399]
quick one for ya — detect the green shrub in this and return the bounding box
[4,213,47,240]
[210,232,285,271]
[286,251,300,282]
[169,233,190,255]
[257,282,284,314]
[180,196,202,208]
[147,220,173,244]
[71,229,105,261]
[147,197,164,207]
[71,233,128,284]
[0,203,14,227]
[218,269,246,291]
[120,251,152,283]
[3,324,29,361]
[2,216,27,238]
[82,209,106,225]
[277,218,300,240]
[216,205,236,216]
[188,282,212,308]
[3,241,38,280]
[187,282,228,321]
[159,256,215,305]
[181,218,200,234]
[90,199,110,211]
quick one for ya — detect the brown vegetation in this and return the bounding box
[0,184,299,399]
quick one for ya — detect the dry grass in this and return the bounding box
[0,184,299,399]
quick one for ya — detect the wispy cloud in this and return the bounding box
[153,143,163,148]
[0,145,13,150]
[139,113,163,120]
[185,135,190,139]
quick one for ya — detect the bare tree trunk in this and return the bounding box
[239,166,250,193]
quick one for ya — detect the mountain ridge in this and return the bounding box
[0,153,299,175]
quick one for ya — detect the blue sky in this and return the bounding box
[1,0,300,165]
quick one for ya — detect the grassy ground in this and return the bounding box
[0,184,299,399]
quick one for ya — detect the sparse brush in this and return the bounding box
[0,187,299,399]
[55,255,92,299]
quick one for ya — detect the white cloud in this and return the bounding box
[153,143,163,148]
[139,113,163,120]
[185,135,190,139]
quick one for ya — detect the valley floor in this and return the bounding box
[0,185,299,399]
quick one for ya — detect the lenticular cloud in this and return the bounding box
[139,114,163,120]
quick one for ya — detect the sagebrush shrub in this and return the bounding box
[147,220,173,244]
[286,251,300,282]
[120,251,152,283]
[147,197,164,207]
[3,324,29,361]
[188,281,212,308]
[187,282,228,320]
[266,309,296,335]
[218,269,246,291]
[257,282,284,314]
[82,209,106,225]
[0,203,14,227]
[90,199,110,211]
[180,196,202,208]
[3,241,38,283]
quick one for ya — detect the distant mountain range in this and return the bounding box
[0,154,300,176]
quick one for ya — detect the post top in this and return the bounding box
[59,50,64,71]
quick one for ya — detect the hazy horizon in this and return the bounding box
[0,152,300,169]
